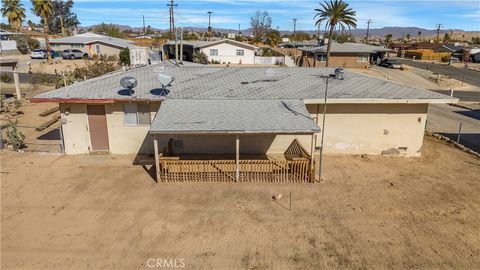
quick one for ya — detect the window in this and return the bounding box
[316,53,327,62]
[236,49,244,56]
[95,44,101,54]
[357,54,369,62]
[124,104,151,125]
[210,49,218,56]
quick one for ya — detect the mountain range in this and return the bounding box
[79,24,478,39]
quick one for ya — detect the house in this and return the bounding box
[434,43,467,60]
[49,32,134,57]
[31,64,454,182]
[0,29,21,54]
[299,42,390,68]
[163,39,258,64]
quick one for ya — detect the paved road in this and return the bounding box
[394,58,480,87]
[431,90,480,102]
[427,104,480,153]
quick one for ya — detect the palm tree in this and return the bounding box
[1,0,26,32]
[417,30,422,41]
[31,0,53,63]
[314,0,357,67]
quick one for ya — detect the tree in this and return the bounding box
[406,33,411,40]
[31,0,53,63]
[94,23,124,38]
[250,10,271,42]
[265,29,281,46]
[384,33,393,45]
[314,0,357,67]
[417,30,422,40]
[443,33,451,42]
[472,37,480,45]
[119,48,130,66]
[290,31,311,41]
[41,0,79,35]
[192,51,208,65]
[1,0,26,31]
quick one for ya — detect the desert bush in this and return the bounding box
[6,120,25,150]
[12,36,29,54]
[59,60,118,87]
[27,38,40,50]
[1,73,12,83]
[107,54,119,62]
[192,51,208,65]
[119,48,130,66]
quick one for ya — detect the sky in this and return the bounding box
[4,0,480,31]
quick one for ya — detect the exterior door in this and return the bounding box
[87,105,109,151]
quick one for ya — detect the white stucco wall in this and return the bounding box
[60,102,159,155]
[59,102,429,157]
[306,103,428,156]
[200,43,255,64]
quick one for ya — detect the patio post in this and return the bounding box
[153,136,160,182]
[236,135,239,182]
[310,134,316,183]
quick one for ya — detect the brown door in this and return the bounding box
[87,105,109,151]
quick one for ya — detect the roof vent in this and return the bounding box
[334,68,344,80]
[265,68,277,77]
[119,76,137,95]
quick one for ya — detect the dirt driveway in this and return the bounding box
[1,137,480,269]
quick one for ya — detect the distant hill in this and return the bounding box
[78,24,478,39]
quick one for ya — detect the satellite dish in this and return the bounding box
[120,76,138,89]
[156,73,175,89]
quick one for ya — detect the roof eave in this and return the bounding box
[149,130,319,135]
[303,98,458,104]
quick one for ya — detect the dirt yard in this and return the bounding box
[1,136,479,269]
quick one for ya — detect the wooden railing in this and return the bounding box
[158,159,312,183]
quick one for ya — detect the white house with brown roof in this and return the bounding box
[163,39,257,64]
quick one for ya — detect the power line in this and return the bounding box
[293,18,297,38]
[365,19,372,41]
[435,23,442,42]
[167,0,178,38]
[207,11,213,41]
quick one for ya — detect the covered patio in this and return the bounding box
[149,99,321,183]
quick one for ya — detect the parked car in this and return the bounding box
[30,49,54,59]
[379,59,402,69]
[62,49,89,60]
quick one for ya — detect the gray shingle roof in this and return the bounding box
[32,63,452,103]
[149,99,320,134]
[301,43,390,53]
[50,32,133,48]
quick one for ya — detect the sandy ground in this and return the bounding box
[1,136,480,269]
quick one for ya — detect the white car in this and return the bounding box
[30,49,54,59]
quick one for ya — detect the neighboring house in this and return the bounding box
[299,42,390,68]
[163,39,258,64]
[49,32,134,57]
[434,43,467,60]
[31,64,454,182]
[0,29,21,54]
[278,39,323,48]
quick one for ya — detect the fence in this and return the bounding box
[254,56,285,66]
[158,159,312,183]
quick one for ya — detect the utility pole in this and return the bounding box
[60,15,66,37]
[292,18,297,39]
[167,0,177,39]
[142,15,146,36]
[435,24,442,43]
[365,19,372,42]
[207,11,213,41]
